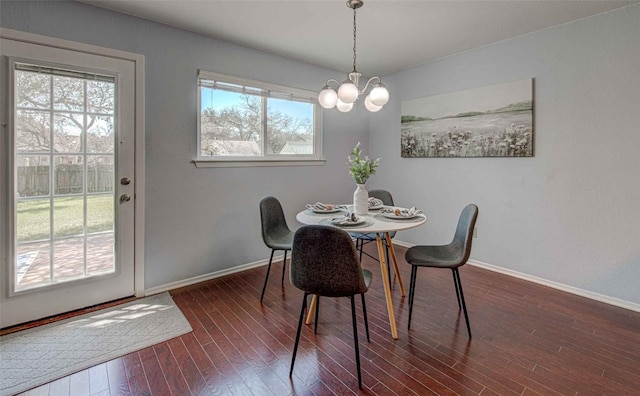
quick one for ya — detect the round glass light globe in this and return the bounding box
[364,95,382,112]
[337,82,359,104]
[369,85,389,106]
[318,88,338,109]
[336,98,354,113]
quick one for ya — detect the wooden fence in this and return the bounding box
[17,165,113,197]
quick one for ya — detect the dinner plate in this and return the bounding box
[381,212,420,220]
[331,217,365,226]
[310,208,342,214]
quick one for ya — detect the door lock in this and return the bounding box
[120,194,131,203]
[120,177,131,185]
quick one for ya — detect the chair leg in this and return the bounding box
[453,268,472,338]
[260,249,275,303]
[452,269,462,310]
[350,295,362,389]
[314,296,320,334]
[408,266,418,330]
[361,293,370,342]
[281,250,288,286]
[289,292,308,378]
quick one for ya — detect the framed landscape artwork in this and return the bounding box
[401,78,533,158]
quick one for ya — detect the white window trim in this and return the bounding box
[195,70,324,168]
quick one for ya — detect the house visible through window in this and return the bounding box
[197,70,322,165]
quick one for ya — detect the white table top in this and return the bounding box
[296,205,426,233]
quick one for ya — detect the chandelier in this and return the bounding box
[318,0,389,113]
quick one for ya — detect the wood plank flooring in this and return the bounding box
[13,244,640,395]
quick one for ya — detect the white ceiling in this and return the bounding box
[80,0,637,76]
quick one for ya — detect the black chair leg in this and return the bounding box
[260,249,275,303]
[350,295,362,389]
[290,292,308,378]
[452,269,462,310]
[281,250,288,286]
[361,293,370,342]
[314,296,319,334]
[454,269,472,338]
[408,266,418,329]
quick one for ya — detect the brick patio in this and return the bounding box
[16,232,115,291]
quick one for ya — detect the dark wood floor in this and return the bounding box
[15,244,640,395]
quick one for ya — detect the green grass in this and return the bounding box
[17,195,114,242]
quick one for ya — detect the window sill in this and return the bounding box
[193,158,326,168]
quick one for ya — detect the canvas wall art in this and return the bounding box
[401,79,533,158]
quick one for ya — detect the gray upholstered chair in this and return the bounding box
[405,204,478,337]
[259,196,294,303]
[289,225,371,389]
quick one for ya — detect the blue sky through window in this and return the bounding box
[200,87,312,121]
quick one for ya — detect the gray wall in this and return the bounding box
[3,1,640,308]
[0,1,370,288]
[369,4,640,305]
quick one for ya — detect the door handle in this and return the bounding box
[120,194,131,203]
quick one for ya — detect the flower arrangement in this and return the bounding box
[348,142,380,184]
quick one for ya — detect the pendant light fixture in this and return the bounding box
[318,0,389,113]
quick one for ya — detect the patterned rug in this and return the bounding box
[0,292,192,396]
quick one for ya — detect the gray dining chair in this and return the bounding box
[289,225,371,389]
[404,204,478,338]
[259,196,294,303]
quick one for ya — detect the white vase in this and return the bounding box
[353,184,369,215]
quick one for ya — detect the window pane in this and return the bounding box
[87,115,114,153]
[54,196,84,238]
[87,233,115,275]
[16,71,50,109]
[54,113,83,153]
[87,80,115,114]
[53,76,84,112]
[53,237,85,281]
[16,241,51,291]
[200,88,262,156]
[53,197,84,238]
[54,155,84,195]
[17,198,51,242]
[16,110,50,152]
[87,194,113,233]
[87,155,114,193]
[17,155,50,197]
[267,98,314,155]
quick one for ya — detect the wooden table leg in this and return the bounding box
[377,234,398,339]
[385,232,406,297]
[305,294,317,325]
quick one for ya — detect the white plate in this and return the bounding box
[381,212,420,220]
[308,207,341,214]
[331,217,365,226]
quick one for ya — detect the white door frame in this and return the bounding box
[0,28,145,321]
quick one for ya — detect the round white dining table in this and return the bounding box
[296,206,426,339]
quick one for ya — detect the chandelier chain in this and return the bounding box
[352,7,357,72]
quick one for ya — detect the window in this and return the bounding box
[196,70,323,167]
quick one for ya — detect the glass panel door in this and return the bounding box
[1,35,137,328]
[14,64,116,292]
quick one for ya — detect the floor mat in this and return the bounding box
[0,292,192,396]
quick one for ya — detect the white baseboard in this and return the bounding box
[395,239,640,313]
[144,253,284,296]
[468,259,640,313]
[146,242,640,314]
